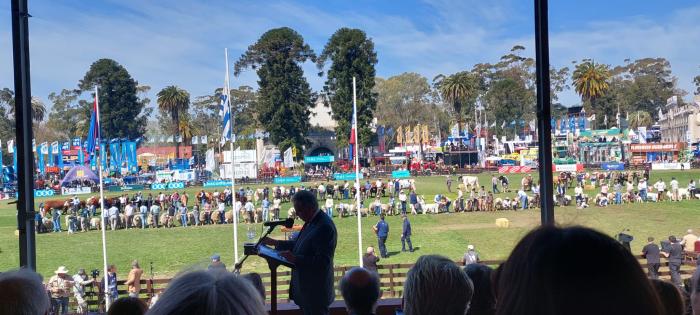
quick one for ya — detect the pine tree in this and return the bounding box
[317,28,378,148]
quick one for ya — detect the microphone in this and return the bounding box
[264,218,294,228]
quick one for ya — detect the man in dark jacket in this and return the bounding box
[641,237,660,279]
[264,190,337,315]
[663,235,684,287]
[401,214,413,252]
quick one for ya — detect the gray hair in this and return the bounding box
[0,268,50,315]
[340,268,381,315]
[291,190,318,212]
[403,255,473,315]
[146,270,266,315]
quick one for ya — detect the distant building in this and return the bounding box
[309,97,337,130]
[307,97,338,157]
[658,95,700,143]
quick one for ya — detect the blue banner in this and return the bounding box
[57,145,64,170]
[99,141,107,171]
[47,143,54,166]
[121,139,128,169]
[304,155,335,164]
[127,141,137,172]
[61,141,70,151]
[12,146,17,172]
[334,173,363,180]
[273,176,302,184]
[34,189,55,198]
[601,162,625,171]
[109,140,119,171]
[38,144,45,175]
[391,170,411,178]
[203,180,231,187]
[151,182,185,190]
[72,137,81,149]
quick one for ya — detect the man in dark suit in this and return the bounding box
[641,237,660,279]
[373,214,389,258]
[662,235,684,287]
[401,214,413,252]
[263,190,337,315]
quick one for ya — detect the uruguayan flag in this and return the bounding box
[220,92,232,144]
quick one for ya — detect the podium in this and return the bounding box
[243,243,295,314]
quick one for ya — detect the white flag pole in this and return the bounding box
[95,85,111,309]
[226,48,239,264]
[353,77,363,267]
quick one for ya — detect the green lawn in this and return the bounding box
[1,170,700,278]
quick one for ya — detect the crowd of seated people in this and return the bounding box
[3,225,700,315]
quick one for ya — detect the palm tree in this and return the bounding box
[6,96,46,122]
[572,60,611,102]
[434,71,480,134]
[628,111,652,129]
[157,86,190,159]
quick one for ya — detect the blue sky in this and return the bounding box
[1,0,699,110]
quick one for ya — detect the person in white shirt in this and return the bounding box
[217,201,226,224]
[574,184,583,206]
[670,177,679,201]
[325,197,334,218]
[244,201,254,223]
[654,179,666,202]
[638,179,648,202]
[108,205,119,230]
[124,202,134,229]
[398,190,408,214]
[517,188,528,210]
[139,203,148,229]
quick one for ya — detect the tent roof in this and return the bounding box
[60,165,99,186]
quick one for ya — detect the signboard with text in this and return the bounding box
[334,173,363,181]
[273,176,302,184]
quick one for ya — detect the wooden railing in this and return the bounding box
[69,254,697,312]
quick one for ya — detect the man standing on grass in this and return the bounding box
[373,214,389,258]
[642,237,660,279]
[662,235,683,288]
[125,260,143,298]
[670,177,679,201]
[401,214,413,252]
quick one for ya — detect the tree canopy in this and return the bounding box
[78,58,150,139]
[317,27,378,148]
[234,27,315,155]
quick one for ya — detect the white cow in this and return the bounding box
[461,176,480,190]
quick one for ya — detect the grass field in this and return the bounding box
[1,170,700,278]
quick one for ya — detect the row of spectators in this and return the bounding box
[2,225,699,315]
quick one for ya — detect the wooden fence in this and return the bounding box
[71,254,696,312]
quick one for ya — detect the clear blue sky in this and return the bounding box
[1,0,698,109]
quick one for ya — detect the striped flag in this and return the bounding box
[349,111,356,161]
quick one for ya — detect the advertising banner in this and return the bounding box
[203,180,230,188]
[304,155,334,164]
[151,182,185,190]
[498,166,533,174]
[552,164,584,172]
[273,176,302,184]
[61,187,92,195]
[34,189,55,197]
[334,172,363,180]
[391,170,411,178]
[650,162,691,170]
[601,162,625,171]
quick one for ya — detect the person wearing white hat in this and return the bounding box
[48,266,73,314]
[461,245,480,266]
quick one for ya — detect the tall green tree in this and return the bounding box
[374,73,449,146]
[433,71,481,133]
[191,86,259,149]
[78,59,150,139]
[234,27,316,156]
[45,89,90,139]
[316,28,378,148]
[157,86,190,158]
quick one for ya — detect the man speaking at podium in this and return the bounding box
[263,190,338,315]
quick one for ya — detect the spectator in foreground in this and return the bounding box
[495,226,662,315]
[464,264,496,315]
[0,268,50,315]
[692,269,700,315]
[340,267,381,315]
[403,255,473,315]
[650,279,684,315]
[241,273,265,301]
[146,270,266,315]
[108,297,148,315]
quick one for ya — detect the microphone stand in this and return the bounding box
[233,224,279,274]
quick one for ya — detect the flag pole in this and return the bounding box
[95,85,110,310]
[353,77,363,267]
[226,48,239,264]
